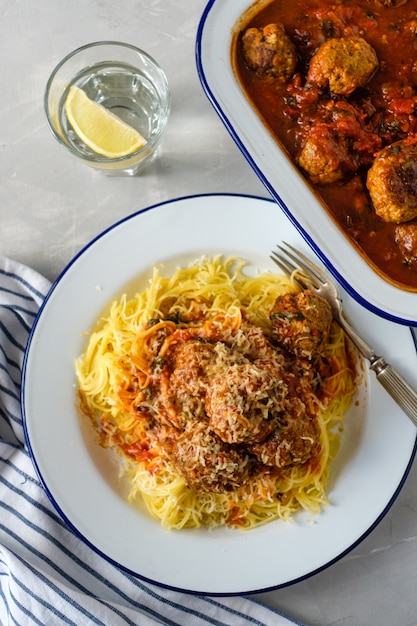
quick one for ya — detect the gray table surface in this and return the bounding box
[2,2,417,625]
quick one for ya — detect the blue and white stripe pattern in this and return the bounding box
[0,256,302,626]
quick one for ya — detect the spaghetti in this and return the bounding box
[76,256,357,530]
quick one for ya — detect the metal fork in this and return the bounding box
[271,241,417,428]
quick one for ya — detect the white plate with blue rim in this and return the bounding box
[21,194,417,594]
[196,0,417,326]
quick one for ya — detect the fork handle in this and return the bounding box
[370,356,417,428]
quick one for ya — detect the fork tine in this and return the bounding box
[269,250,295,276]
[280,242,326,285]
[270,249,312,291]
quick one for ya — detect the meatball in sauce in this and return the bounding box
[307,37,378,96]
[241,23,297,81]
[206,362,286,444]
[269,290,333,360]
[249,397,320,469]
[366,138,417,223]
[172,421,253,493]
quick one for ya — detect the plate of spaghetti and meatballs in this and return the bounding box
[197,0,417,324]
[76,255,352,531]
[22,194,417,594]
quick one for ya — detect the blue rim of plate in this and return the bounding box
[195,1,417,327]
[21,193,417,595]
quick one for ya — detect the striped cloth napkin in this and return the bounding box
[0,256,304,626]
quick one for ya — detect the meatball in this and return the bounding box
[249,401,320,469]
[298,124,357,184]
[206,362,287,444]
[171,340,215,397]
[230,319,286,367]
[270,289,332,359]
[241,23,297,81]
[366,138,417,223]
[171,421,252,493]
[394,224,417,266]
[307,37,378,96]
[297,101,382,184]
[166,340,243,428]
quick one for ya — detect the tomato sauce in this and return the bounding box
[233,0,417,290]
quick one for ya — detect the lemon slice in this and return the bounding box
[65,86,147,158]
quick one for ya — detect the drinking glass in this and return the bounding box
[44,41,171,175]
